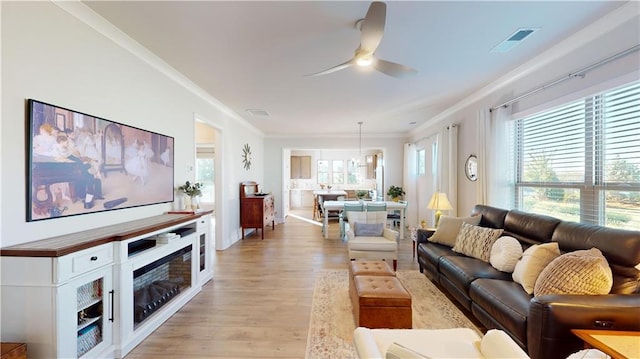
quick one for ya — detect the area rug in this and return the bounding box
[305,269,481,359]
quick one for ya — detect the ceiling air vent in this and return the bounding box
[246,109,270,118]
[491,28,539,53]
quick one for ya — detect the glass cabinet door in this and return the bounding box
[75,269,113,358]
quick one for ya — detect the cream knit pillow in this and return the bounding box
[534,248,613,297]
[512,242,561,294]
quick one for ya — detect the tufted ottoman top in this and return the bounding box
[354,275,411,307]
[349,260,395,277]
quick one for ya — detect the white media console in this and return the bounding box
[0,211,213,359]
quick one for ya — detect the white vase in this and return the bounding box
[191,196,200,210]
[183,195,192,210]
[173,196,183,211]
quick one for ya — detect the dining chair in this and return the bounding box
[321,195,341,221]
[387,200,407,228]
[340,202,365,239]
[366,202,387,212]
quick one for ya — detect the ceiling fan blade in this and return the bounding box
[359,1,386,53]
[305,58,355,77]
[374,59,418,78]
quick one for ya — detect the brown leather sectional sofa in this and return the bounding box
[417,204,640,359]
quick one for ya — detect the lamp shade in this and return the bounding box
[427,192,453,211]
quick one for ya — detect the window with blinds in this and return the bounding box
[514,81,639,230]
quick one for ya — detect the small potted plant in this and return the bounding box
[387,185,405,201]
[356,190,368,200]
[177,181,203,210]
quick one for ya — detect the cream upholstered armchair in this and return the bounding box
[346,211,399,270]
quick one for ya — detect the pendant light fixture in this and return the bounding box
[351,122,367,168]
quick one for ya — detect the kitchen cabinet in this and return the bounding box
[291,156,311,179]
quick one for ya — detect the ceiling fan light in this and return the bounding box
[356,56,373,67]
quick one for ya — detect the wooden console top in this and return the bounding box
[1,211,213,258]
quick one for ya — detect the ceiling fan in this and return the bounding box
[306,1,417,78]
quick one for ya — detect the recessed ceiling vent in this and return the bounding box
[246,109,270,118]
[491,28,539,53]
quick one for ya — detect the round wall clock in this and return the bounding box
[465,154,478,182]
[242,143,252,170]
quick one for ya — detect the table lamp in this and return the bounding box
[427,192,453,227]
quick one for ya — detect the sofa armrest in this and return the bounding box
[416,228,436,245]
[353,327,383,359]
[383,228,399,241]
[527,294,640,359]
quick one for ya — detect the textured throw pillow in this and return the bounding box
[354,222,384,237]
[512,242,561,294]
[534,248,613,297]
[428,215,482,247]
[489,236,523,273]
[452,223,504,262]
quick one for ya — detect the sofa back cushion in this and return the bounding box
[552,221,640,294]
[503,210,561,246]
[471,205,508,229]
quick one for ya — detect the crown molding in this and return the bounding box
[409,1,639,138]
[52,1,263,137]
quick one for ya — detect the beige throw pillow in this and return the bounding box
[534,248,613,297]
[452,223,504,262]
[428,215,482,247]
[489,236,523,273]
[512,242,561,294]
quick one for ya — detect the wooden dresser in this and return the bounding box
[1,343,27,359]
[240,181,275,239]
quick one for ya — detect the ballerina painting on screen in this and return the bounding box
[27,99,175,221]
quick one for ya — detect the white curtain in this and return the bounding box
[403,143,418,228]
[477,109,490,205]
[437,124,458,217]
[477,106,514,208]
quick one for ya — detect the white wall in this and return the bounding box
[0,2,262,250]
[409,1,640,216]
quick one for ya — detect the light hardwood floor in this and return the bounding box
[124,213,420,358]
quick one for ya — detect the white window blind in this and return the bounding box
[514,81,639,230]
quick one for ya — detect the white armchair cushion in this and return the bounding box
[354,327,483,359]
[354,327,529,359]
[348,236,398,251]
[480,329,529,358]
[385,342,431,359]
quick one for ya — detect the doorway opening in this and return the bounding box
[283,148,384,223]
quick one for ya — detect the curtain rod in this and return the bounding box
[413,123,458,144]
[491,44,640,111]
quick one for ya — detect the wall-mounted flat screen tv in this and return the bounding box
[27,99,174,221]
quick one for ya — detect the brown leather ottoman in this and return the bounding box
[351,275,412,329]
[349,260,395,301]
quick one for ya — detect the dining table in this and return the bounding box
[312,190,348,220]
[322,200,408,239]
